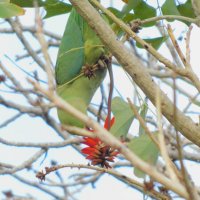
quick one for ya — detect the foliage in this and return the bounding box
[0,0,25,18]
[0,0,200,199]
[128,133,159,178]
[110,97,135,138]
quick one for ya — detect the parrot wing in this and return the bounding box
[55,8,84,85]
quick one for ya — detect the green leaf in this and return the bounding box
[122,13,135,23]
[121,0,142,14]
[11,0,72,18]
[134,1,156,27]
[190,99,200,107]
[55,8,84,85]
[162,0,195,25]
[122,0,156,27]
[177,0,195,18]
[110,97,136,138]
[43,0,72,19]
[136,36,168,50]
[106,7,127,35]
[138,103,148,135]
[162,0,180,17]
[10,0,45,7]
[1,0,9,2]
[128,134,159,178]
[0,2,25,18]
[108,7,124,19]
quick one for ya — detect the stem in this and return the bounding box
[107,62,114,130]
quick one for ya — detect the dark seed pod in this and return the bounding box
[0,75,6,83]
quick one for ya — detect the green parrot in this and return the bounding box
[55,8,108,127]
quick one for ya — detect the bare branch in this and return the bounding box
[0,149,46,175]
[69,0,200,148]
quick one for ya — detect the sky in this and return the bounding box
[0,0,200,199]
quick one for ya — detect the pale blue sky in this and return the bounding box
[0,0,200,199]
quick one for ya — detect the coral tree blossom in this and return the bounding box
[81,117,119,168]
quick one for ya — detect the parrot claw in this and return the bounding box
[97,55,112,70]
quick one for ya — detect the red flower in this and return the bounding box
[81,116,119,168]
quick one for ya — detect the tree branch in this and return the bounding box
[69,0,200,148]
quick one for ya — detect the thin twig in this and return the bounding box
[13,174,63,199]
[0,26,61,40]
[0,136,81,148]
[36,163,171,200]
[127,98,159,147]
[167,25,187,67]
[0,148,46,175]
[185,26,193,68]
[6,18,46,69]
[156,83,180,183]
[62,125,94,138]
[140,15,200,27]
[0,113,22,128]
[35,5,55,91]
[173,76,199,200]
[107,58,114,130]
